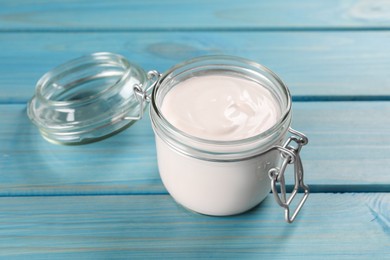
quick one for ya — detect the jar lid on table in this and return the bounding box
[27,52,159,145]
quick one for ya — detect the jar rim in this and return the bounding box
[34,52,132,107]
[151,55,292,148]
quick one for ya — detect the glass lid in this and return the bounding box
[27,52,154,145]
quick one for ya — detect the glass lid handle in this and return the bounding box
[124,70,161,121]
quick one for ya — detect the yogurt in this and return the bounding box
[161,75,281,141]
[153,71,289,216]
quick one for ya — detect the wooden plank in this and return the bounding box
[0,105,160,195]
[1,102,390,195]
[0,193,388,258]
[1,0,390,30]
[0,31,390,103]
[293,102,390,192]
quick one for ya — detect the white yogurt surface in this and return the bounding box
[161,74,280,141]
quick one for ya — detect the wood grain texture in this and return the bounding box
[0,31,390,103]
[1,102,390,195]
[0,193,389,259]
[1,0,390,30]
[0,105,160,195]
[0,0,389,259]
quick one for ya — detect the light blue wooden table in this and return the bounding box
[1,1,390,259]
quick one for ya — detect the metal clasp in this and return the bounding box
[268,128,309,223]
[124,70,161,121]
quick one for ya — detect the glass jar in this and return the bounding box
[28,53,309,223]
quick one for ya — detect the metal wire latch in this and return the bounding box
[124,70,161,121]
[268,128,309,223]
